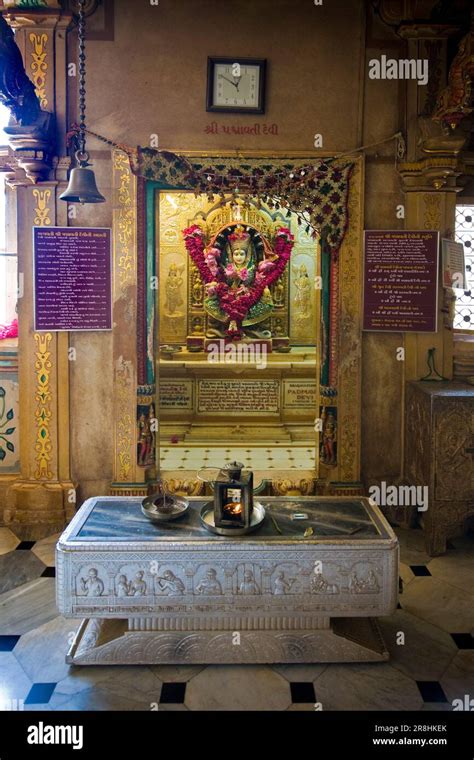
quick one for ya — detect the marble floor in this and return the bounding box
[0,525,473,711]
[159,445,316,471]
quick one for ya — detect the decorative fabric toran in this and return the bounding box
[132,148,354,257]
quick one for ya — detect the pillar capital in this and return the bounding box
[397,23,461,40]
[398,156,464,193]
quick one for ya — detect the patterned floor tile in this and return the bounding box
[40,567,55,578]
[0,551,45,595]
[450,633,474,650]
[271,664,327,682]
[439,652,474,704]
[14,616,80,683]
[401,577,474,634]
[149,665,205,682]
[160,682,186,704]
[410,565,431,577]
[0,635,21,652]
[24,682,57,705]
[313,663,423,711]
[0,528,20,556]
[49,689,157,712]
[290,682,316,703]
[377,609,457,681]
[0,652,32,707]
[50,666,163,711]
[31,533,60,567]
[416,681,448,703]
[399,562,415,589]
[427,554,474,596]
[0,578,57,635]
[184,666,291,711]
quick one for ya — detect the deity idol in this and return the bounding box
[183,221,294,340]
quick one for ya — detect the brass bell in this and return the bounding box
[60,166,105,204]
[60,152,105,204]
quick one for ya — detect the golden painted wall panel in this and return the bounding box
[112,150,138,484]
[337,157,364,484]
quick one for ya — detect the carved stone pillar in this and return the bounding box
[4,183,76,539]
[2,9,75,539]
[397,166,462,380]
[397,22,466,382]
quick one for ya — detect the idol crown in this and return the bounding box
[229,224,251,253]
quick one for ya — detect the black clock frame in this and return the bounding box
[206,57,266,114]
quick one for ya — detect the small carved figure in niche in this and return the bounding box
[137,411,153,467]
[273,317,284,336]
[320,410,337,466]
[130,570,147,596]
[272,571,296,595]
[192,277,203,305]
[156,569,185,596]
[311,573,339,595]
[292,263,311,323]
[116,574,130,597]
[164,263,184,316]
[191,316,204,335]
[238,569,260,595]
[195,568,223,595]
[80,568,104,597]
[149,401,157,454]
[273,279,284,307]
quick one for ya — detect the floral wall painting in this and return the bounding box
[0,377,19,474]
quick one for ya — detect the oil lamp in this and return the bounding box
[214,461,253,529]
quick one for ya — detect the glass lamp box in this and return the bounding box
[214,463,254,528]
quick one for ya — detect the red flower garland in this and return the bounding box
[183,225,294,337]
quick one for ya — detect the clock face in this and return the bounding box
[212,63,260,109]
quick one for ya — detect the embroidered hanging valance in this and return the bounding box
[132,147,354,257]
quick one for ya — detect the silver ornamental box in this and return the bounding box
[56,496,399,665]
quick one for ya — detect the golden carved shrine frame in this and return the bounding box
[110,151,364,494]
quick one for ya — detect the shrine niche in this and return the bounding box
[108,151,364,497]
[155,193,319,464]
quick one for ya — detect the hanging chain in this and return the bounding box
[77,0,87,160]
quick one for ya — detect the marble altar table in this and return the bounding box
[56,496,399,665]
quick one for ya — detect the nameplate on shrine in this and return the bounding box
[159,380,194,410]
[197,379,280,414]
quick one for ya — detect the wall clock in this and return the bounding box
[206,57,266,114]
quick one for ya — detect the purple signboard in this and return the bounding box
[363,230,439,332]
[34,227,112,331]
